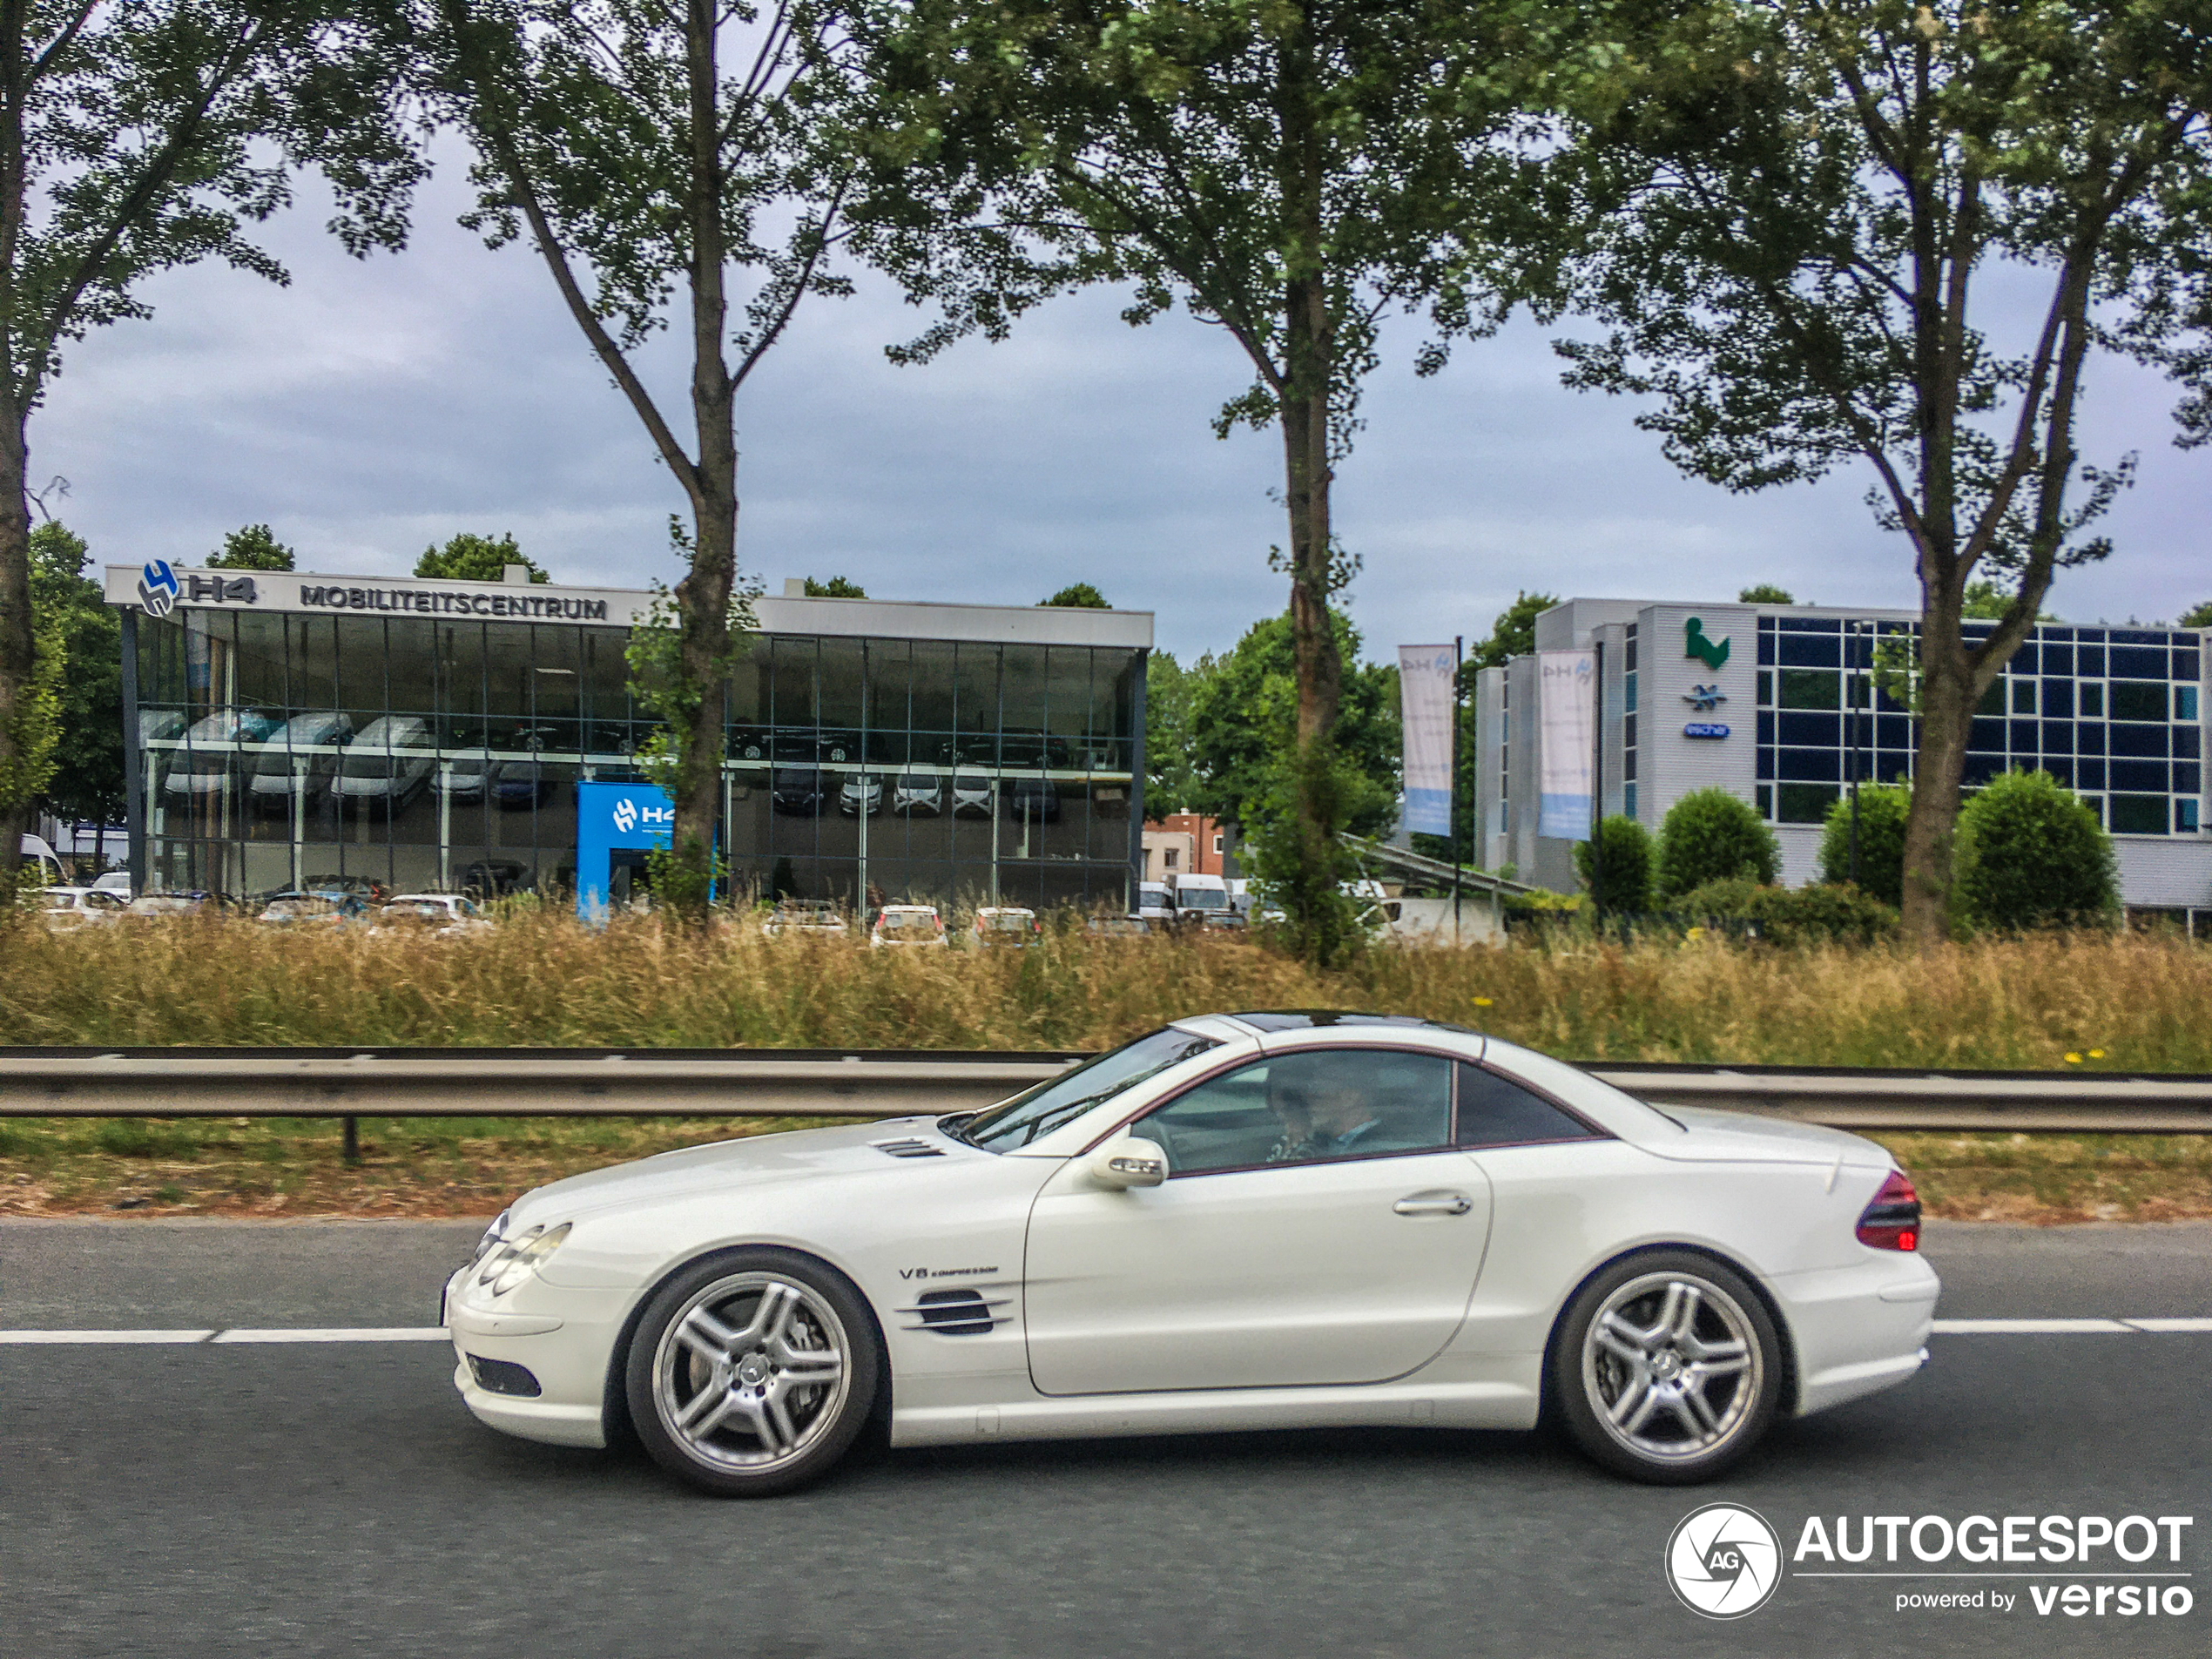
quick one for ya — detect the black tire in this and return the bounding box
[1549,1250,1782,1485]
[624,1246,882,1498]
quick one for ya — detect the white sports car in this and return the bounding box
[444,1013,1938,1494]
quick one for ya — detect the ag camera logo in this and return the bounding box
[1668,1504,1784,1619]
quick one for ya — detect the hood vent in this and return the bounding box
[872,1136,946,1159]
[900,1288,1009,1336]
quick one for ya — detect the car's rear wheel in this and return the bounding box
[1551,1251,1780,1484]
[625,1248,880,1497]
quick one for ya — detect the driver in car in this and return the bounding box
[1265,1069,1386,1163]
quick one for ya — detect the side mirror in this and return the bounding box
[1088,1132,1166,1190]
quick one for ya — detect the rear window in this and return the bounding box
[879,911,937,934]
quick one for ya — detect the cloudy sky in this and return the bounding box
[37,155,2212,667]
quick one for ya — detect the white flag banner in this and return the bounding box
[1397,644,1457,837]
[1538,648,1596,840]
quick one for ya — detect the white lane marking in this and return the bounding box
[211,1327,449,1344]
[0,1330,216,1345]
[1932,1318,2134,1333]
[2126,1317,2212,1332]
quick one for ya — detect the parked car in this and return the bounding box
[257,890,368,927]
[1136,882,1174,927]
[770,769,826,816]
[460,860,531,900]
[374,894,492,937]
[1086,915,1150,938]
[443,1013,1936,1495]
[90,870,134,897]
[1006,777,1060,822]
[331,716,435,812]
[163,707,285,805]
[972,906,1040,947]
[894,772,943,815]
[38,887,126,929]
[869,904,947,948]
[761,900,846,937]
[838,775,883,817]
[951,773,994,817]
[122,890,228,921]
[246,711,355,813]
[434,726,496,804]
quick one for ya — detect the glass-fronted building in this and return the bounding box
[1478,597,2209,922]
[105,565,1150,910]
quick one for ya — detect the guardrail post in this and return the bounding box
[341,1116,360,1164]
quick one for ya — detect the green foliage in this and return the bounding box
[1040,583,1108,609]
[1574,814,1655,913]
[1143,649,1205,814]
[1672,876,1897,947]
[415,532,544,583]
[1656,788,1780,900]
[1962,579,2054,623]
[2182,601,2212,629]
[1738,584,1794,604]
[1187,608,1398,838]
[804,577,867,597]
[0,609,64,819]
[1953,772,2120,934]
[624,543,763,813]
[28,523,124,828]
[1468,591,1557,673]
[1236,739,1367,968]
[209,525,296,571]
[1817,784,1911,909]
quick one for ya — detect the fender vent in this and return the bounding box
[900,1288,1009,1336]
[871,1137,945,1159]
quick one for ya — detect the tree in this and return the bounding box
[1816,782,1909,909]
[1553,0,2212,947]
[1656,786,1780,900]
[803,575,867,597]
[1738,584,1794,605]
[868,0,1574,955]
[1574,814,1654,913]
[431,0,884,919]
[1953,770,2118,932]
[416,531,545,583]
[28,523,123,854]
[207,524,297,570]
[0,4,421,896]
[2182,600,2212,629]
[1188,607,1399,840]
[1040,582,1107,609]
[1143,648,1204,815]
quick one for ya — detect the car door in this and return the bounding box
[1022,1046,1492,1395]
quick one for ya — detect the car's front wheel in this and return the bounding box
[1551,1251,1781,1484]
[625,1248,881,1497]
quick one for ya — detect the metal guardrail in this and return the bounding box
[1,1049,2209,1138]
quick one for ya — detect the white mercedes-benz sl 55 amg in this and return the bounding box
[443,1012,1937,1494]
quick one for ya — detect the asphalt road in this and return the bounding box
[2,1220,2206,1659]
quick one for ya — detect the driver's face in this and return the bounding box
[1305,1085,1369,1135]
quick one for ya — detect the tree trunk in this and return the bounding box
[1899,598,1974,948]
[0,404,34,902]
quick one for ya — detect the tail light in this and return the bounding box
[1856,1170,1920,1251]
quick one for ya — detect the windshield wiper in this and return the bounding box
[1014,1090,1123,1146]
[936,1111,981,1146]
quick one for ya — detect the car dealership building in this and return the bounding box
[1477,596,2209,925]
[105,563,1151,911]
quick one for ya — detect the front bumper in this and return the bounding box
[443,1263,629,1450]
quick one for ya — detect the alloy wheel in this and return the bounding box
[1581,1270,1761,1464]
[651,1272,851,1473]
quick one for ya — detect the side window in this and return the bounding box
[1456,1062,1600,1148]
[1132,1049,1453,1176]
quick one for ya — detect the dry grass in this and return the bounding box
[3,917,2208,1222]
[3,912,2208,1069]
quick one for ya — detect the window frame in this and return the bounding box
[1115,1044,1614,1180]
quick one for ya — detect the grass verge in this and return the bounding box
[2,1117,2206,1224]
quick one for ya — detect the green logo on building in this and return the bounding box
[1685,617,1730,671]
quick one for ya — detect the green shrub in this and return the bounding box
[1656,788,1780,899]
[1954,770,2119,932]
[1674,875,1897,946]
[1817,784,1910,908]
[1573,815,1656,913]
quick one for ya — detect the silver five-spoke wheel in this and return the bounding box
[627,1248,881,1496]
[1553,1251,1781,1484]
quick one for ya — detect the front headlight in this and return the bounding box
[476,1222,571,1297]
[471,1210,512,1268]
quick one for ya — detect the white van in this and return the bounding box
[18,834,64,887]
[1170,872,1232,922]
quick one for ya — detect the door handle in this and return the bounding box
[1394,1191,1473,1217]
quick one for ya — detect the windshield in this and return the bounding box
[1179,888,1229,910]
[957,1027,1222,1151]
[980,911,1031,932]
[380,901,450,921]
[264,898,335,919]
[130,895,198,914]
